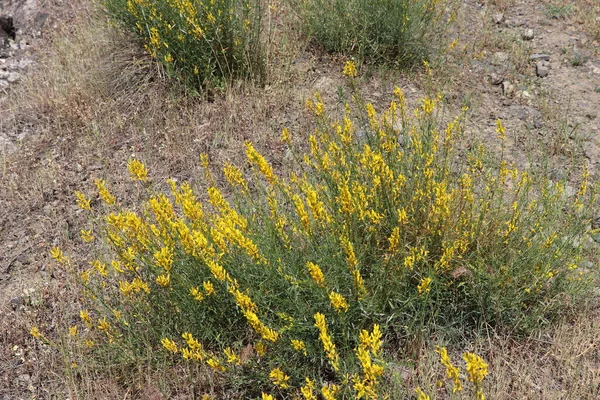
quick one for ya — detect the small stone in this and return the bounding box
[0,80,8,88]
[522,29,534,41]
[530,53,551,61]
[502,80,515,97]
[9,296,23,310]
[493,52,509,64]
[7,72,20,83]
[536,62,549,77]
[493,13,505,24]
[489,72,503,85]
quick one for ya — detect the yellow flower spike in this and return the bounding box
[50,247,69,264]
[127,158,149,182]
[415,387,430,400]
[154,247,173,272]
[224,347,241,365]
[329,291,349,312]
[207,357,226,372]
[156,274,170,287]
[436,346,462,392]
[95,179,116,205]
[261,394,275,400]
[74,191,91,210]
[291,339,308,356]
[306,261,326,287]
[321,384,340,400]
[301,377,316,399]
[30,326,42,339]
[68,326,78,336]
[223,163,248,191]
[314,313,339,371]
[161,338,178,353]
[417,277,432,295]
[463,352,488,384]
[343,60,357,78]
[255,340,267,356]
[203,280,215,296]
[80,229,94,243]
[269,367,290,389]
[245,142,277,184]
[281,127,291,142]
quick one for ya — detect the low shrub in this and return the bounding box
[295,0,452,66]
[104,0,265,91]
[48,73,596,397]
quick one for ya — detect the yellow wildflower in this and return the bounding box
[80,229,94,243]
[255,340,267,356]
[74,191,91,210]
[95,179,116,205]
[301,377,316,400]
[68,326,78,336]
[329,291,349,312]
[161,338,178,353]
[415,387,430,400]
[30,326,41,339]
[496,119,506,140]
[261,394,274,400]
[436,346,462,392]
[321,384,340,400]
[127,158,149,182]
[224,347,241,365]
[156,274,170,287]
[343,60,357,78]
[154,247,173,272]
[314,313,339,371]
[463,352,488,384]
[417,277,432,295]
[306,261,326,287]
[291,339,308,356]
[281,127,291,142]
[50,247,68,264]
[269,367,290,389]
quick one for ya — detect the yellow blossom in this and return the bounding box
[329,291,349,312]
[269,367,290,389]
[343,60,358,78]
[30,326,41,339]
[291,339,308,356]
[224,347,241,365]
[74,191,91,210]
[301,378,316,399]
[50,247,68,264]
[415,387,430,400]
[156,274,170,287]
[306,261,326,287]
[314,313,339,371]
[127,158,149,182]
[95,179,116,205]
[68,326,78,336]
[417,277,432,295]
[80,229,94,243]
[437,346,462,392]
[261,394,274,400]
[161,338,178,353]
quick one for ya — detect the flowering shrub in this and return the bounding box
[48,76,595,397]
[297,0,452,65]
[105,0,265,90]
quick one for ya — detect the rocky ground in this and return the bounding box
[0,0,599,398]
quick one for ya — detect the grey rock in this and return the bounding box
[493,13,505,24]
[522,29,534,41]
[7,71,19,82]
[502,80,515,97]
[530,53,551,61]
[9,296,23,310]
[536,62,549,77]
[493,52,509,64]
[489,72,503,85]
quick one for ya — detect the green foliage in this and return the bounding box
[294,0,451,66]
[104,0,265,91]
[54,81,596,398]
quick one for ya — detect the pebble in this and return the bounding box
[493,13,505,24]
[7,71,20,83]
[502,81,515,97]
[536,62,549,77]
[530,53,551,61]
[522,29,534,41]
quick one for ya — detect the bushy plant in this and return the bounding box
[295,0,451,66]
[104,0,265,90]
[48,73,596,398]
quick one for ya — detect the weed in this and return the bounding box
[545,3,575,19]
[294,0,452,67]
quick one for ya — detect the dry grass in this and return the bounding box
[1,0,599,398]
